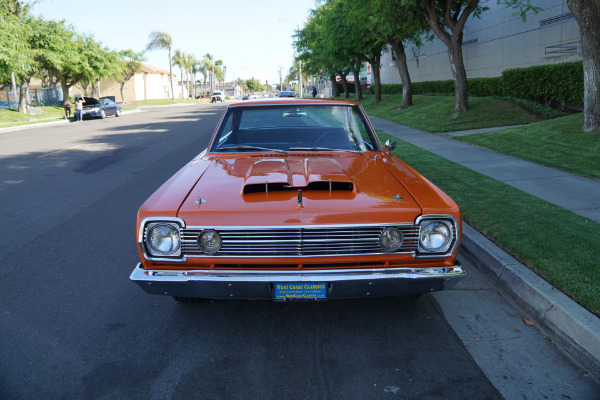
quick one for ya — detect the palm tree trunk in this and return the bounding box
[168,49,175,100]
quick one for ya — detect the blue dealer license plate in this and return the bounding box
[274,282,327,301]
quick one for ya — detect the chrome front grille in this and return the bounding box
[181,225,419,257]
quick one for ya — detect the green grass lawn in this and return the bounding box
[377,130,600,317]
[361,94,537,132]
[0,105,66,126]
[455,113,600,180]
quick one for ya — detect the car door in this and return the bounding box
[109,99,119,116]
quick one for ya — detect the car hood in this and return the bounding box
[82,97,100,107]
[175,154,424,226]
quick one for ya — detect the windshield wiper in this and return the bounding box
[218,145,287,154]
[289,147,362,154]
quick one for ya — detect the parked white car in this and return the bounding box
[211,91,225,103]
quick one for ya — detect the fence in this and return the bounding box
[0,86,63,109]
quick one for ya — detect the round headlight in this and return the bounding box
[198,230,222,254]
[380,227,403,252]
[419,221,452,252]
[147,224,180,255]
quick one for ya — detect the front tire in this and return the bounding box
[100,109,106,119]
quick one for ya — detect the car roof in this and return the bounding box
[228,98,360,108]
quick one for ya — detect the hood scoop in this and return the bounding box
[244,180,354,195]
[242,157,354,196]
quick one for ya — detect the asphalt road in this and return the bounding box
[0,104,595,399]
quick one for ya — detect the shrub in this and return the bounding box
[502,61,583,106]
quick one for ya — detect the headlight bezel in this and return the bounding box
[415,215,459,257]
[140,217,184,260]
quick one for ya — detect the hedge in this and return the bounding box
[502,61,583,106]
[360,61,584,107]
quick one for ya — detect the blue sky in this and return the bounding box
[33,0,317,84]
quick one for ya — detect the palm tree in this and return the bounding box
[146,31,175,100]
[190,56,199,98]
[215,60,223,90]
[203,53,214,93]
[185,53,195,98]
[172,49,185,99]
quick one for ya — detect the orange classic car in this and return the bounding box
[131,98,465,301]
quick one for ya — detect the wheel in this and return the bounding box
[115,108,121,117]
[100,109,106,119]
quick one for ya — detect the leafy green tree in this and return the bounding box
[399,0,487,116]
[246,78,263,93]
[146,31,174,100]
[399,0,540,116]
[360,0,430,109]
[78,37,120,97]
[116,49,145,104]
[295,2,355,99]
[0,0,39,16]
[0,15,29,100]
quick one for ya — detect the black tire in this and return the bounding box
[100,109,106,119]
[115,108,121,117]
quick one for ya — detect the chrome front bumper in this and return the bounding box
[130,262,466,300]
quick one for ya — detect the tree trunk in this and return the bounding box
[120,82,126,104]
[60,78,72,107]
[330,74,339,98]
[338,70,350,99]
[168,50,175,100]
[567,0,600,132]
[448,37,468,117]
[389,39,413,109]
[370,53,382,105]
[18,78,29,114]
[420,0,478,117]
[352,64,362,102]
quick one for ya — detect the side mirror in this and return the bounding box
[384,139,396,152]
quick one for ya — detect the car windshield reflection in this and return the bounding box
[211,105,379,153]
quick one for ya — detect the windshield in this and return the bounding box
[210,104,380,153]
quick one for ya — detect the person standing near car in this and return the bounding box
[74,97,85,121]
[64,101,72,119]
[312,86,317,98]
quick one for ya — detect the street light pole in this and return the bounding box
[299,60,302,98]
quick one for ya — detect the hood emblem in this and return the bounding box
[298,189,303,208]
[195,197,207,205]
[392,194,403,202]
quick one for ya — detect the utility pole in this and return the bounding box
[278,67,283,91]
[299,60,302,98]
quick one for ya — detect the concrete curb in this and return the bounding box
[461,223,600,383]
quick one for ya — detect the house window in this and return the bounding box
[164,86,170,98]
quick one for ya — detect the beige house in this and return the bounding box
[73,63,186,102]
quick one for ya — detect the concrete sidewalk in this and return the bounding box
[369,115,600,384]
[369,115,600,223]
